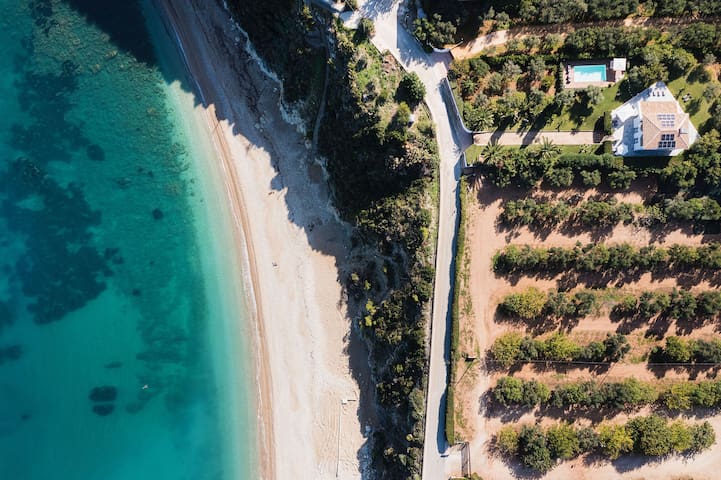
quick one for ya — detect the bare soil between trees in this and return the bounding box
[456,177,721,479]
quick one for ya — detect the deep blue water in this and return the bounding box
[0,1,255,478]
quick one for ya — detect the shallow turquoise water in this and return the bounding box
[0,1,255,479]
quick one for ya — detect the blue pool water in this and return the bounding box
[574,64,607,83]
[0,1,256,479]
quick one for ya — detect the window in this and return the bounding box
[657,113,675,128]
[658,133,676,149]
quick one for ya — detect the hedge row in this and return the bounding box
[489,332,630,367]
[499,287,721,321]
[481,149,636,190]
[500,196,721,230]
[493,376,721,411]
[492,242,721,275]
[654,336,721,364]
[496,416,715,473]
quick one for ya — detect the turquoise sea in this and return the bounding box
[0,1,256,479]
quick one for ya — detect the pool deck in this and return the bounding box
[563,59,623,89]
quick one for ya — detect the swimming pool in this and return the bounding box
[573,64,607,83]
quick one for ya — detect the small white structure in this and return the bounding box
[611,82,698,157]
[611,58,627,70]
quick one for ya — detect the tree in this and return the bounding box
[357,18,375,40]
[598,424,634,459]
[543,333,580,361]
[627,415,673,456]
[669,421,694,452]
[662,382,695,410]
[690,422,716,452]
[697,291,721,316]
[691,380,721,407]
[523,35,542,51]
[537,137,561,161]
[554,89,576,110]
[464,105,495,132]
[486,72,505,95]
[703,83,721,103]
[399,72,426,106]
[491,332,523,367]
[603,334,631,362]
[518,425,554,473]
[522,380,551,406]
[500,287,547,319]
[607,169,636,190]
[577,427,601,451]
[664,336,692,362]
[528,58,547,81]
[547,423,580,460]
[547,167,574,188]
[412,15,456,49]
[501,60,522,81]
[496,426,519,455]
[585,85,604,106]
[494,376,524,405]
[662,159,698,189]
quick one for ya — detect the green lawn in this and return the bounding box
[465,143,599,163]
[543,83,622,132]
[465,144,484,164]
[667,69,717,133]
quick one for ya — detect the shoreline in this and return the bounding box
[154,0,368,478]
[153,1,275,478]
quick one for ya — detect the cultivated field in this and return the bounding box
[454,174,721,479]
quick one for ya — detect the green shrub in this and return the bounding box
[547,423,580,460]
[500,287,547,319]
[518,425,554,473]
[496,426,519,455]
[598,424,634,459]
[399,72,426,106]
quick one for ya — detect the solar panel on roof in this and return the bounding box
[658,133,676,149]
[657,113,675,127]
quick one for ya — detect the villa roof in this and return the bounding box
[639,100,691,150]
[611,81,698,157]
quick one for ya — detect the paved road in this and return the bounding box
[473,129,600,146]
[359,1,472,479]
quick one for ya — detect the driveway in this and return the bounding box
[473,129,600,146]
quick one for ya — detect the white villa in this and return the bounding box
[611,82,698,157]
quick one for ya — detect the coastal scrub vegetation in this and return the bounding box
[322,25,440,479]
[231,4,440,479]
[228,0,325,105]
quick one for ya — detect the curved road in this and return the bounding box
[359,1,472,478]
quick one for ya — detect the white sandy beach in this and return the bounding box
[156,0,369,478]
